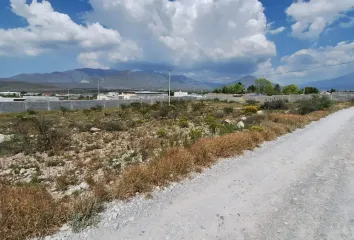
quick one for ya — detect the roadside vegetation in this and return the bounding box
[212,78,322,96]
[0,97,351,240]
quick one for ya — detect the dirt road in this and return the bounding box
[52,108,354,240]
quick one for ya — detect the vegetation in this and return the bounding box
[213,82,245,94]
[282,84,299,95]
[297,96,334,115]
[0,98,347,240]
[261,99,288,110]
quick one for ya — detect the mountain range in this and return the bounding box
[0,68,353,91]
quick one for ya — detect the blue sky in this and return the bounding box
[0,0,354,84]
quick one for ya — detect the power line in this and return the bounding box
[256,60,354,78]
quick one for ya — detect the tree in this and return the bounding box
[247,85,257,93]
[330,89,336,93]
[213,82,245,94]
[256,78,274,95]
[302,87,319,94]
[273,84,281,94]
[282,84,299,95]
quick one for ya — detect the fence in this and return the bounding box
[205,93,354,103]
[0,96,196,113]
[1,93,353,114]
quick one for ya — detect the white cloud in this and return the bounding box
[286,0,354,40]
[268,26,286,35]
[258,41,354,84]
[0,0,276,76]
[84,0,276,72]
[0,0,140,62]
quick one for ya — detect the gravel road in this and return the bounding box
[49,107,354,240]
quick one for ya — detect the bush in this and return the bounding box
[27,109,37,115]
[205,115,219,134]
[243,106,258,114]
[90,105,103,112]
[101,121,126,132]
[297,96,333,115]
[189,129,203,142]
[213,111,224,119]
[249,125,264,132]
[261,99,288,110]
[223,107,233,114]
[178,116,189,128]
[245,100,259,105]
[191,102,206,112]
[59,106,70,115]
[220,123,237,135]
[156,129,166,138]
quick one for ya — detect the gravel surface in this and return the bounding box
[47,107,354,240]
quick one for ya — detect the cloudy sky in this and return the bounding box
[0,0,354,84]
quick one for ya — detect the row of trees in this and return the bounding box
[212,78,321,96]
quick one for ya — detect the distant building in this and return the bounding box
[97,91,168,100]
[24,96,60,102]
[0,91,21,97]
[174,91,189,97]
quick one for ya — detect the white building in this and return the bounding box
[174,91,189,97]
[0,91,21,97]
[24,96,60,101]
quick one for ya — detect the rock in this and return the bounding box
[79,182,89,190]
[65,182,90,196]
[0,169,13,176]
[20,168,26,175]
[0,134,12,144]
[237,121,245,129]
[224,119,233,124]
[284,110,290,114]
[256,110,264,115]
[90,127,101,132]
[241,116,247,121]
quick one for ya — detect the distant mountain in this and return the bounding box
[0,79,58,91]
[226,75,257,88]
[299,72,354,90]
[7,69,218,91]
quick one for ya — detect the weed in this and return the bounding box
[156,129,166,138]
[178,116,189,128]
[223,107,233,114]
[189,129,203,142]
[243,106,258,114]
[246,100,259,105]
[261,100,288,110]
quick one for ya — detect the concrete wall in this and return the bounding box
[205,93,354,103]
[0,96,196,113]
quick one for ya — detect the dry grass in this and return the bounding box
[0,183,66,240]
[111,110,330,202]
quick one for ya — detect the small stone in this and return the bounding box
[224,119,233,124]
[90,127,101,132]
[79,182,89,190]
[237,121,245,129]
[20,168,26,175]
[257,110,264,115]
[241,116,247,121]
[60,224,70,231]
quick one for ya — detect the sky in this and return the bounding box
[0,0,354,85]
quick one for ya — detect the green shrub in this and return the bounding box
[220,123,237,135]
[213,111,224,119]
[178,117,189,128]
[261,99,288,110]
[205,115,219,134]
[26,109,37,115]
[246,100,259,105]
[297,96,333,115]
[156,129,166,138]
[223,107,233,114]
[243,106,258,114]
[189,129,203,142]
[101,121,126,132]
[191,102,206,112]
[249,125,264,132]
[90,105,103,112]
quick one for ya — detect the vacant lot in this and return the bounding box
[0,97,350,240]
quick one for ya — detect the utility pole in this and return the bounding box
[67,83,70,100]
[97,78,104,98]
[168,70,171,105]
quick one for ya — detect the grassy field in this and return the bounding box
[0,97,351,240]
